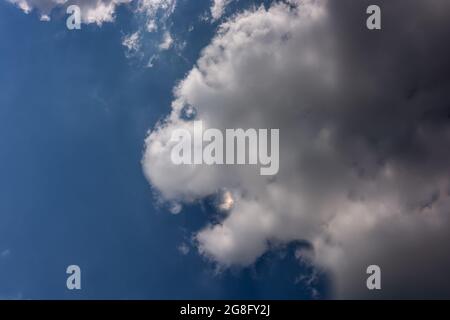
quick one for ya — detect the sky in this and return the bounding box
[0,0,450,300]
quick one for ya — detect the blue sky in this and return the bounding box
[0,0,329,299]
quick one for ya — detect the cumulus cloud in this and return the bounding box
[143,0,450,298]
[6,0,133,25]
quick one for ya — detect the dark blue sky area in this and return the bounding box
[0,0,329,299]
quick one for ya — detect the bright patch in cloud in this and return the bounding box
[218,191,234,211]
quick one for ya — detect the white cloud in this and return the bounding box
[126,1,176,61]
[6,0,177,27]
[39,13,50,21]
[169,202,182,214]
[7,0,33,13]
[137,0,176,32]
[7,0,132,25]
[146,54,158,68]
[122,31,141,52]
[143,0,450,298]
[82,0,128,25]
[7,0,181,63]
[210,0,231,21]
[158,31,173,50]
